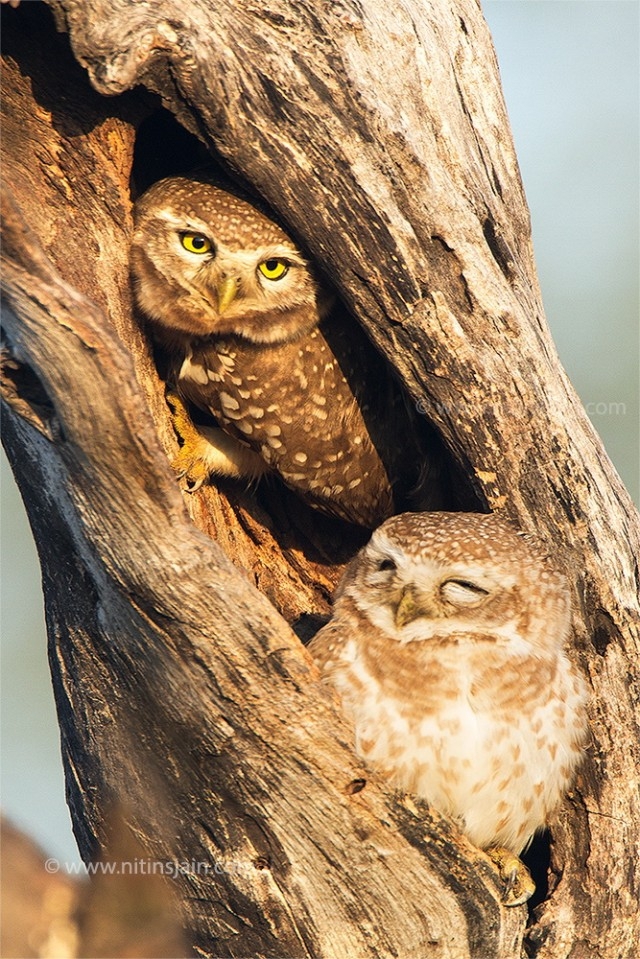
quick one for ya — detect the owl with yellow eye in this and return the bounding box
[131,174,445,527]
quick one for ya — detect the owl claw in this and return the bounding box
[184,476,204,492]
[171,450,210,491]
[166,391,197,442]
[486,847,536,907]
[166,392,214,491]
[166,390,269,487]
[172,459,207,492]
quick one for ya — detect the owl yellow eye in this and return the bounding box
[181,233,212,255]
[258,258,289,281]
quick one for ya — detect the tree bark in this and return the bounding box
[1,2,638,958]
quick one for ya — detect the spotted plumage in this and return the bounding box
[131,174,444,527]
[309,511,589,900]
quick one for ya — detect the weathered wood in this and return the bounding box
[1,1,638,957]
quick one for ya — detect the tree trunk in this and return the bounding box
[1,2,638,958]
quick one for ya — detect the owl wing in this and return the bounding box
[320,310,451,514]
[307,618,346,679]
[177,332,396,527]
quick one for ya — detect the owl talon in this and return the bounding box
[166,391,198,444]
[166,392,214,490]
[486,847,535,907]
[175,468,206,493]
[171,446,212,491]
[166,390,269,486]
[184,475,204,492]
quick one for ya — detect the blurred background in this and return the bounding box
[1,1,638,866]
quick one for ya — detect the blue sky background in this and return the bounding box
[1,0,638,865]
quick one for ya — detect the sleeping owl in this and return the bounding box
[131,174,446,527]
[309,511,589,904]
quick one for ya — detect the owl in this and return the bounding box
[309,511,589,904]
[131,174,444,528]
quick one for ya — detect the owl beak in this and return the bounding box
[216,275,241,314]
[395,586,426,628]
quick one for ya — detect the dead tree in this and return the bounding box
[2,2,638,957]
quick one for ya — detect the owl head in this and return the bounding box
[337,511,571,655]
[131,176,326,344]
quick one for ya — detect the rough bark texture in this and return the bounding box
[1,2,638,958]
